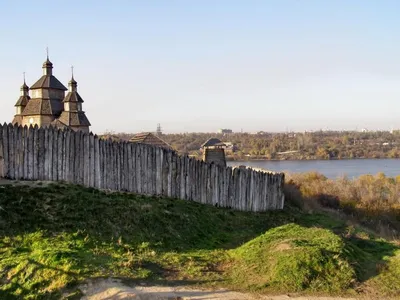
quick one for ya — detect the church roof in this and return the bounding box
[130,132,172,150]
[14,95,30,107]
[57,111,91,127]
[30,75,67,91]
[21,98,63,116]
[62,92,84,103]
[21,82,29,90]
[201,138,226,148]
[12,115,23,126]
[50,119,69,129]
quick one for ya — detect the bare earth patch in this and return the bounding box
[78,278,358,300]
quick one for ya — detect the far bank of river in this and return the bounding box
[227,158,400,179]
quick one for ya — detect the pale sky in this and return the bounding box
[1,0,400,133]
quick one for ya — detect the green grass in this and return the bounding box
[0,182,399,299]
[230,224,357,293]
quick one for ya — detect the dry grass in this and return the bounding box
[285,171,400,240]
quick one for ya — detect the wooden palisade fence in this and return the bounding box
[0,124,285,211]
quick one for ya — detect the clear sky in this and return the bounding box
[1,0,400,133]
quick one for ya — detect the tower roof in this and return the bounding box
[16,75,30,107]
[62,92,84,103]
[69,76,77,85]
[14,96,30,107]
[20,81,29,90]
[63,71,84,103]
[21,98,63,116]
[30,54,67,90]
[20,72,29,90]
[69,66,77,85]
[42,57,53,69]
[56,112,91,127]
[201,138,226,148]
[30,75,67,90]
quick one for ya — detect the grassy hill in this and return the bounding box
[0,182,399,299]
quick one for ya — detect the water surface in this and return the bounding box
[227,159,400,179]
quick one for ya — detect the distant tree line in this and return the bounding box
[102,130,400,160]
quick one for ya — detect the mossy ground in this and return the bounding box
[0,182,399,299]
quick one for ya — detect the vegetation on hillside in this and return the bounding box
[285,171,400,239]
[0,182,399,299]
[104,130,400,160]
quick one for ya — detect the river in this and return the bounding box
[227,159,400,179]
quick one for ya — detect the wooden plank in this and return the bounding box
[57,129,63,182]
[199,161,205,204]
[98,138,105,189]
[0,124,3,178]
[151,146,157,195]
[22,126,28,179]
[162,149,168,196]
[51,128,58,181]
[63,130,69,182]
[82,133,89,186]
[12,126,18,179]
[148,146,153,195]
[15,125,22,179]
[26,126,33,180]
[131,143,137,193]
[8,124,15,179]
[32,125,39,181]
[3,124,10,179]
[116,141,121,191]
[122,142,127,191]
[73,130,79,184]
[68,129,75,183]
[118,142,123,191]
[94,135,100,188]
[104,140,110,190]
[37,128,45,180]
[123,142,128,191]
[43,127,49,180]
[126,143,132,192]
[108,140,113,190]
[170,151,175,198]
[142,145,147,194]
[47,126,53,181]
[89,133,95,187]
[167,150,172,197]
[112,141,117,191]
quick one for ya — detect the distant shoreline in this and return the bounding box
[225,157,397,162]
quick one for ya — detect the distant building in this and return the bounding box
[12,56,91,132]
[130,132,172,150]
[218,128,232,134]
[200,138,237,153]
[201,138,226,149]
[156,123,162,136]
[201,138,226,167]
[223,142,237,153]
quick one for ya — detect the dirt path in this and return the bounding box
[78,278,359,300]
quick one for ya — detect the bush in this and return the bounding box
[285,172,400,239]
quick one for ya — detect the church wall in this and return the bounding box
[39,115,55,127]
[31,90,42,98]
[71,126,89,133]
[21,115,54,128]
[49,89,65,99]
[65,103,83,112]
[31,89,65,100]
